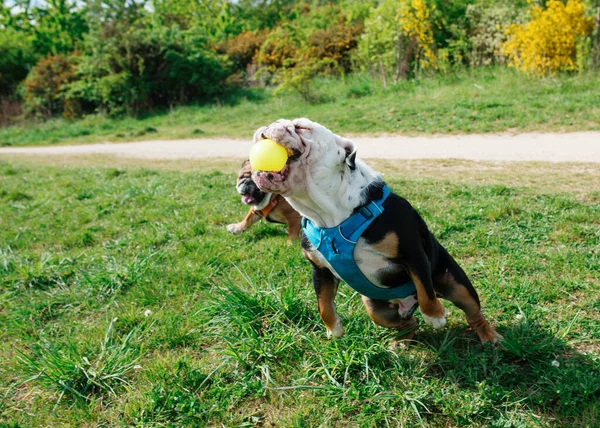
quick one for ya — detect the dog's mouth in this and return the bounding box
[254,163,290,187]
[241,194,256,204]
[253,146,304,192]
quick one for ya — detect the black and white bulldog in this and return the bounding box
[252,118,501,344]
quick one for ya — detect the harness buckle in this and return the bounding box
[359,207,374,219]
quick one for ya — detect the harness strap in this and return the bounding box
[302,184,416,301]
[253,197,278,218]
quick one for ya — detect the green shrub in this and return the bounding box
[354,0,438,83]
[466,2,525,66]
[431,0,475,65]
[0,29,37,96]
[257,3,364,99]
[64,20,231,116]
[257,24,303,71]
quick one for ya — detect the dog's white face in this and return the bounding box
[252,118,380,227]
[252,118,354,195]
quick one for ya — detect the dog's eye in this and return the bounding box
[295,126,311,133]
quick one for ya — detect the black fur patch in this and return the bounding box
[353,178,384,213]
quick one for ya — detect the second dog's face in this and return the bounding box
[236,160,267,206]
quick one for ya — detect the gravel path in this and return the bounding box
[1,131,599,162]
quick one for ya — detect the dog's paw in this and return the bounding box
[477,327,503,345]
[326,318,344,339]
[226,223,245,235]
[421,307,447,329]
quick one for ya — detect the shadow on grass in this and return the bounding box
[419,319,600,425]
[242,225,289,242]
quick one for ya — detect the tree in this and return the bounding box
[356,0,437,85]
[594,0,600,68]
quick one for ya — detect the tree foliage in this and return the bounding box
[65,20,230,116]
[356,0,437,84]
[0,29,37,96]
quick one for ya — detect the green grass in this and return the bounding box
[2,67,600,147]
[0,159,599,426]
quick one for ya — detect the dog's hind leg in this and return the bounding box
[285,212,302,245]
[434,249,501,344]
[406,248,447,329]
[362,296,419,344]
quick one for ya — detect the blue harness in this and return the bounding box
[302,185,417,300]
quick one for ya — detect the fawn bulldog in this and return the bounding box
[227,160,302,244]
[251,118,501,344]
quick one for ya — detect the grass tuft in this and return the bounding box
[17,318,143,405]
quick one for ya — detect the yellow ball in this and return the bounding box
[249,139,289,172]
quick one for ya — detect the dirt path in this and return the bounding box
[1,131,599,162]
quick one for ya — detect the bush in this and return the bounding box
[218,30,268,73]
[273,58,338,103]
[257,24,303,71]
[257,4,364,101]
[431,0,474,65]
[0,29,37,97]
[65,21,231,116]
[23,53,79,119]
[355,0,437,84]
[502,0,594,75]
[307,22,363,74]
[466,2,525,67]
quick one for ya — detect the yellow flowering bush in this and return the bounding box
[398,0,437,71]
[502,0,594,75]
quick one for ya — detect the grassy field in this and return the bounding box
[1,156,599,426]
[2,67,600,148]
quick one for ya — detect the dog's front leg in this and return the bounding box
[308,261,344,339]
[227,207,261,235]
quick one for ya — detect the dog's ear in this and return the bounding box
[334,134,356,170]
[345,149,357,170]
[334,134,355,156]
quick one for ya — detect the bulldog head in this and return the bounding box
[252,118,357,196]
[236,160,268,206]
[251,118,380,227]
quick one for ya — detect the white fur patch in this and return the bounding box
[421,308,447,329]
[252,193,272,211]
[353,239,394,287]
[226,223,244,235]
[327,316,345,339]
